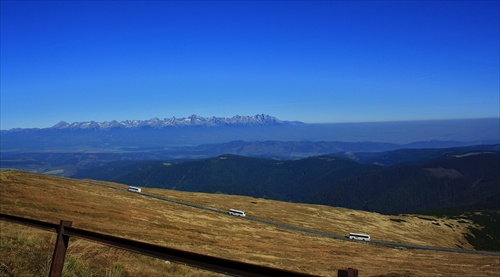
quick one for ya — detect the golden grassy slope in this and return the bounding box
[1,170,499,276]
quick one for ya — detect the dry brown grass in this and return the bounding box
[1,170,499,276]
[0,221,222,277]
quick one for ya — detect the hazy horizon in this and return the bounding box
[1,114,499,131]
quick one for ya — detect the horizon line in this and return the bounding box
[1,116,499,131]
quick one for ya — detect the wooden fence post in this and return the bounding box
[338,267,358,277]
[49,220,72,277]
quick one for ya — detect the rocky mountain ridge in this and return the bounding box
[48,114,299,130]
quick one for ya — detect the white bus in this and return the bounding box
[348,232,370,241]
[128,186,142,193]
[228,209,246,217]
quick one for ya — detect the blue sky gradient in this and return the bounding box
[1,1,499,129]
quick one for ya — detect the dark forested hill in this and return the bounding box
[331,144,500,166]
[308,152,500,214]
[74,145,500,214]
[86,155,381,202]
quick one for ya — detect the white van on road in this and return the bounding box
[128,186,142,193]
[228,209,246,217]
[348,232,370,241]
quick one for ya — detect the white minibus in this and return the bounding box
[228,209,246,217]
[128,186,142,193]
[348,232,370,241]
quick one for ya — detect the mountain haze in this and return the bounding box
[1,116,498,151]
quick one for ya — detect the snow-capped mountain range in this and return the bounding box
[51,114,301,129]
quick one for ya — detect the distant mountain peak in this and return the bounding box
[49,114,303,130]
[52,121,70,129]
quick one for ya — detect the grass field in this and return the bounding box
[1,170,499,276]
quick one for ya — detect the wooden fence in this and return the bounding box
[1,213,357,277]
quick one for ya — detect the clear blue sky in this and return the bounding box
[1,1,499,129]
